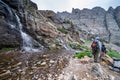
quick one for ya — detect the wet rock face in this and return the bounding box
[1,0,22,10]
[0,19,22,48]
[0,0,61,49]
[0,0,40,49]
[0,0,16,23]
[24,10,59,47]
[0,0,22,48]
[2,0,38,10]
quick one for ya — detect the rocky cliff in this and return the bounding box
[0,0,120,50]
[0,0,81,50]
[0,0,57,49]
[55,7,120,46]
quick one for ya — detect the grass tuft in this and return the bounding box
[0,47,15,53]
[57,28,68,34]
[74,50,92,59]
[107,49,120,58]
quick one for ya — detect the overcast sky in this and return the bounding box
[31,0,120,12]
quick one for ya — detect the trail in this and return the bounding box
[57,57,120,80]
[0,50,72,80]
[0,50,120,80]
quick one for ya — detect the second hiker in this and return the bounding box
[100,43,107,61]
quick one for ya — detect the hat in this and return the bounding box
[95,37,100,40]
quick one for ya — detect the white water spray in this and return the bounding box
[59,38,73,51]
[0,0,43,52]
[15,15,43,52]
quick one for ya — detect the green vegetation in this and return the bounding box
[48,40,62,50]
[68,42,81,49]
[48,43,56,51]
[0,47,15,53]
[74,50,92,58]
[68,41,89,50]
[63,19,74,27]
[72,39,120,59]
[55,40,62,46]
[57,28,68,34]
[107,49,120,58]
[85,39,91,44]
[63,20,71,24]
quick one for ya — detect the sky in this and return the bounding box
[31,0,120,12]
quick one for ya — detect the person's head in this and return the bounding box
[95,36,100,40]
[102,44,105,47]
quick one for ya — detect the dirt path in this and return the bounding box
[0,50,73,80]
[57,58,120,80]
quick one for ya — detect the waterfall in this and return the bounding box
[59,38,82,52]
[59,38,73,51]
[0,0,43,52]
[15,15,43,52]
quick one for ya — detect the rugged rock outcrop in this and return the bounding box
[0,0,22,48]
[0,0,60,49]
[55,7,120,46]
[0,19,22,48]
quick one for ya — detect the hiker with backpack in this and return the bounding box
[91,37,102,62]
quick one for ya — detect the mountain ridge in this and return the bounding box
[54,6,120,46]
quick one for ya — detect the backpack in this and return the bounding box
[91,41,99,51]
[102,45,106,53]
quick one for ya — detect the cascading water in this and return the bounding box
[59,38,73,51]
[59,38,82,52]
[15,15,43,52]
[0,0,43,52]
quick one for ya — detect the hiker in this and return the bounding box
[91,37,102,62]
[100,43,107,61]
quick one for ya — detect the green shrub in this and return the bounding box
[74,50,92,58]
[67,41,89,50]
[107,49,120,58]
[0,47,15,53]
[55,40,62,46]
[68,42,81,49]
[57,28,68,34]
[48,43,56,51]
[63,20,71,24]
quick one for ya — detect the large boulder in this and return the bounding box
[110,58,120,72]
